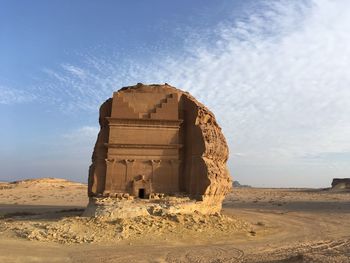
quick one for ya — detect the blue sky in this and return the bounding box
[1,0,350,187]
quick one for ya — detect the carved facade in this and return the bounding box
[88,84,232,201]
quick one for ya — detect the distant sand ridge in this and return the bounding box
[0,178,87,206]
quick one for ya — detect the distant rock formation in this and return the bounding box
[233,181,251,188]
[331,178,350,190]
[86,83,232,217]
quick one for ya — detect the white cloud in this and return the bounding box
[22,0,350,186]
[0,86,36,104]
[61,64,87,79]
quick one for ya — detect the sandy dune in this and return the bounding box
[0,178,349,262]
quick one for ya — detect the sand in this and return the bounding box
[0,178,349,262]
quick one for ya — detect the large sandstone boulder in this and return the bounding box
[331,178,350,190]
[87,83,231,216]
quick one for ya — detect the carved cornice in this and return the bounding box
[106,117,183,128]
[104,143,183,149]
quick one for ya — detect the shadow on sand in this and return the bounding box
[224,200,350,214]
[0,204,85,221]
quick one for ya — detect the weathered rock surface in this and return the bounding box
[332,178,350,190]
[87,83,232,216]
[83,196,226,219]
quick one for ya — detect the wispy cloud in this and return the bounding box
[10,0,350,186]
[0,85,36,104]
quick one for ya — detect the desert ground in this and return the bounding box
[0,178,349,263]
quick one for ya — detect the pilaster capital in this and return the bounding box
[124,159,135,165]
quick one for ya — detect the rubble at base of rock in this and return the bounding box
[1,212,252,244]
[83,195,225,220]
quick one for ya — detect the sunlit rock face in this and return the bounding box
[87,83,232,216]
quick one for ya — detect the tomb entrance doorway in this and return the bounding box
[138,188,145,199]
